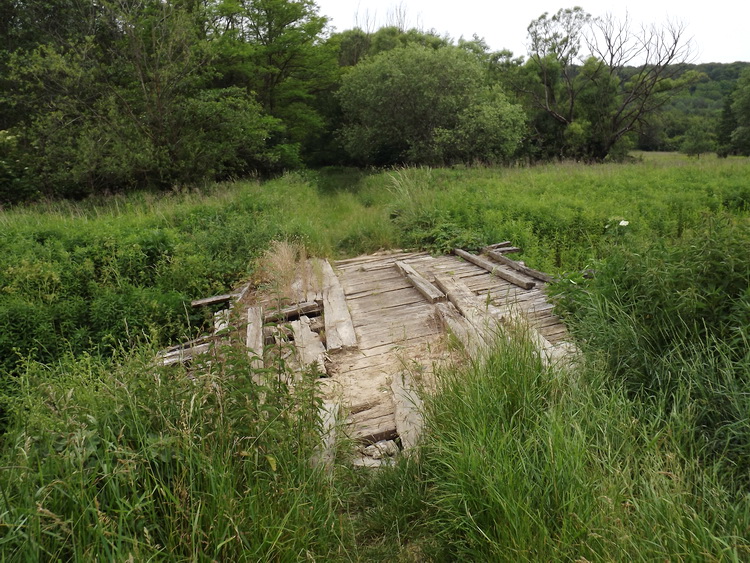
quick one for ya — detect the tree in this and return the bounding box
[208,0,336,167]
[4,0,273,201]
[512,7,696,161]
[337,45,525,166]
[730,68,750,155]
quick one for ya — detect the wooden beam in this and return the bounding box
[454,248,535,290]
[394,261,446,303]
[391,372,424,451]
[482,242,521,254]
[291,315,327,375]
[190,293,233,307]
[158,343,212,366]
[263,300,322,323]
[485,250,553,283]
[312,401,339,470]
[321,260,358,351]
[435,276,502,341]
[246,306,264,370]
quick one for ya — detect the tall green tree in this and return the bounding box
[4,0,273,201]
[510,7,697,161]
[730,68,750,155]
[208,0,336,167]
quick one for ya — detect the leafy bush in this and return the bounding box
[554,214,750,487]
[337,45,526,166]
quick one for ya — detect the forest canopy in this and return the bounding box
[1,1,748,203]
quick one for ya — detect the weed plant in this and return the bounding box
[0,337,352,560]
[354,333,750,560]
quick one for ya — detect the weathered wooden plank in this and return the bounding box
[263,300,322,323]
[454,249,535,290]
[391,371,424,451]
[434,301,488,357]
[485,249,553,283]
[322,260,358,351]
[395,261,446,303]
[312,401,339,470]
[213,309,230,334]
[291,315,327,375]
[435,276,505,330]
[483,241,513,251]
[246,306,264,370]
[159,343,212,366]
[191,294,233,307]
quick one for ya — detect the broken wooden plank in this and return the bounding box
[482,242,522,254]
[347,399,397,444]
[291,315,327,375]
[435,302,485,355]
[158,343,212,366]
[263,300,322,324]
[485,249,553,283]
[395,261,446,303]
[321,260,357,351]
[391,371,424,451]
[191,294,233,307]
[312,401,339,470]
[454,248,535,290]
[434,276,504,350]
[214,309,230,334]
[246,306,264,370]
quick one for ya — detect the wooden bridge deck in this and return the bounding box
[166,247,576,467]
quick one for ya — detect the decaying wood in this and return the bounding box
[454,248,535,290]
[391,371,424,451]
[263,300,322,324]
[291,315,327,375]
[435,276,504,336]
[246,306,264,370]
[482,242,521,254]
[191,294,233,307]
[434,301,487,356]
[395,261,446,303]
[214,309,230,334]
[485,249,553,283]
[347,399,397,444]
[312,401,339,470]
[158,343,212,366]
[321,260,357,351]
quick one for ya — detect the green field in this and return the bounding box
[1,154,749,559]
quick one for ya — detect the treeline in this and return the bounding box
[1,1,749,203]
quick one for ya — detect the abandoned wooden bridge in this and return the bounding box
[159,244,577,467]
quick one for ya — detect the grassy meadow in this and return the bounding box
[1,154,749,560]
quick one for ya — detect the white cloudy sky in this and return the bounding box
[314,1,749,64]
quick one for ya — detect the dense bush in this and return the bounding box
[554,215,750,488]
[337,45,526,166]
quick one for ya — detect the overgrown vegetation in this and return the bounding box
[1,155,749,559]
[3,1,749,203]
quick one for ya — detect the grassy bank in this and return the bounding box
[1,154,749,559]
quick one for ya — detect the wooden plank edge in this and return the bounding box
[485,249,553,284]
[394,261,446,304]
[454,248,535,290]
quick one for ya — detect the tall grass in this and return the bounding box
[0,338,353,560]
[354,333,750,560]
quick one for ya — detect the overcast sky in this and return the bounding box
[314,1,749,64]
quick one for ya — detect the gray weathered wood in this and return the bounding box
[191,293,233,307]
[482,242,521,254]
[435,276,502,344]
[391,372,424,451]
[291,315,327,375]
[158,343,212,366]
[312,401,339,470]
[485,249,553,283]
[395,261,446,303]
[434,302,484,355]
[213,309,230,334]
[321,260,357,351]
[263,300,322,323]
[246,306,264,370]
[454,248,535,290]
